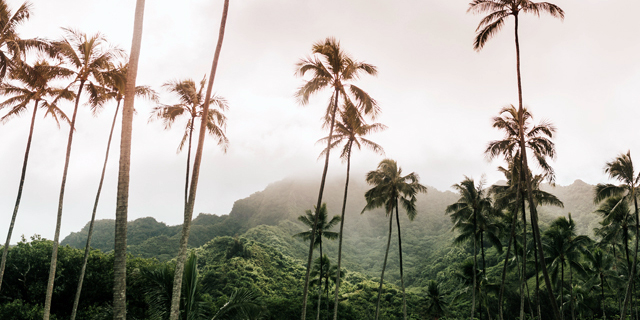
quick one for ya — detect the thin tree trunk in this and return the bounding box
[534,228,541,320]
[44,80,85,320]
[375,212,394,320]
[184,119,194,207]
[168,2,228,319]
[570,265,575,320]
[0,100,38,294]
[113,1,145,318]
[303,88,340,320]
[71,99,121,320]
[333,143,352,320]
[395,200,408,320]
[621,196,639,320]
[561,258,564,320]
[316,241,323,320]
[481,231,492,320]
[520,194,527,320]
[514,14,561,320]
[498,194,520,320]
[601,274,606,320]
[472,207,477,320]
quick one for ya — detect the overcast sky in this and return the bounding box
[1,0,639,244]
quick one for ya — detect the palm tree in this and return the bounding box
[295,37,378,319]
[362,159,427,320]
[69,64,158,320]
[424,280,450,320]
[594,151,640,319]
[583,247,617,320]
[446,177,493,320]
[113,0,146,318]
[150,77,228,207]
[470,0,565,317]
[593,196,634,273]
[43,28,120,320]
[168,2,230,319]
[485,105,559,319]
[317,105,386,320]
[294,204,340,320]
[0,60,74,294]
[309,254,344,319]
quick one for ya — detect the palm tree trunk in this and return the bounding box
[184,119,194,207]
[621,196,640,320]
[560,259,564,320]
[514,14,561,320]
[534,229,541,320]
[70,99,121,320]
[168,2,228,319]
[0,100,38,294]
[303,88,340,320]
[395,200,408,320]
[472,209,477,320]
[570,265,575,320]
[498,195,520,320]
[375,211,394,320]
[601,274,606,320]
[113,1,146,318]
[480,231,492,320]
[316,242,323,320]
[520,195,527,320]
[44,80,85,320]
[333,143,352,320]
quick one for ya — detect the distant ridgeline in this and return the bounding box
[62,177,598,284]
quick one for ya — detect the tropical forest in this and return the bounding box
[0,0,638,320]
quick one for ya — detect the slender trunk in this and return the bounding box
[520,194,527,320]
[601,273,606,320]
[514,14,561,320]
[70,99,121,320]
[395,200,408,320]
[168,2,228,319]
[481,231,492,320]
[534,228,541,320]
[498,194,520,320]
[325,265,330,320]
[303,87,340,320]
[333,143,352,320]
[316,241,323,320]
[624,227,631,271]
[621,195,639,320]
[561,258,564,320]
[113,1,145,318]
[0,100,38,294]
[570,265,575,320]
[375,212,394,320]
[472,207,477,320]
[44,80,84,320]
[184,118,194,207]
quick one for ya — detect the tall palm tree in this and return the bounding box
[0,60,74,294]
[43,28,120,320]
[362,159,427,320]
[294,204,340,320]
[295,37,378,319]
[70,64,157,320]
[150,77,228,207]
[317,105,386,320]
[113,0,146,318]
[470,1,565,317]
[446,177,493,320]
[594,151,640,319]
[583,247,617,320]
[168,2,230,319]
[485,105,559,319]
[593,196,634,272]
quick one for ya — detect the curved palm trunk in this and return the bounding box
[0,100,38,294]
[168,2,228,319]
[303,88,340,320]
[333,143,352,320]
[498,192,521,320]
[44,80,85,320]
[113,1,146,318]
[1,100,41,295]
[621,196,639,320]
[514,14,561,320]
[480,231,491,320]
[316,241,323,320]
[184,119,194,207]
[395,200,408,320]
[374,211,394,320]
[471,208,478,320]
[70,99,121,320]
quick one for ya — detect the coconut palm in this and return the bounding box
[0,60,74,294]
[69,63,157,320]
[169,2,230,319]
[593,196,635,272]
[470,0,565,317]
[446,177,493,320]
[295,37,378,319]
[294,204,340,320]
[317,105,386,320]
[594,151,640,319]
[424,280,450,320]
[150,77,228,207]
[362,159,426,320]
[309,254,344,319]
[42,28,120,320]
[583,247,618,320]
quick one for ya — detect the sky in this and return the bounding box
[1,0,639,244]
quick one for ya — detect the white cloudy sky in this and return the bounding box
[1,0,639,244]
